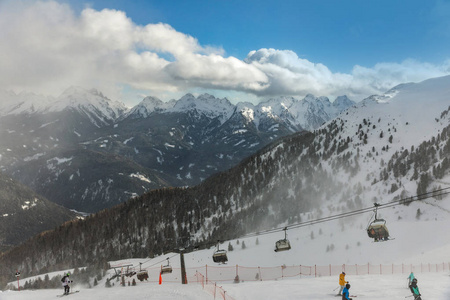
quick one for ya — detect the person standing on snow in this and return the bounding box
[409,278,422,300]
[407,272,415,287]
[338,272,347,295]
[61,273,73,295]
[342,283,352,300]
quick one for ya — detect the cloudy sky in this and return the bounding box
[1,0,450,106]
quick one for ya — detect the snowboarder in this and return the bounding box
[409,278,422,300]
[61,273,73,295]
[407,272,415,287]
[337,272,347,295]
[342,283,352,300]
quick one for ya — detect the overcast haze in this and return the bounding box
[1,0,450,106]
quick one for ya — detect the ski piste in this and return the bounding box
[57,290,79,297]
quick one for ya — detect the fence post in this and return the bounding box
[258,266,262,281]
[315,265,317,277]
[329,264,331,276]
[206,265,208,283]
[356,264,358,276]
[368,263,370,275]
[214,282,216,300]
[392,264,394,274]
[380,264,382,275]
[236,264,238,279]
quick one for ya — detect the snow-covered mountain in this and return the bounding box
[169,93,236,124]
[125,92,352,131]
[125,96,176,118]
[0,87,127,127]
[0,90,55,116]
[0,88,353,213]
[47,87,127,127]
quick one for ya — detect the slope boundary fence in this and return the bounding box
[195,271,236,300]
[188,262,450,283]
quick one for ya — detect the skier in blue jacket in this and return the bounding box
[342,283,352,300]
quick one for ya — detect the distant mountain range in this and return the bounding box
[0,88,354,213]
[1,75,449,279]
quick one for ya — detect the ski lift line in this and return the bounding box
[241,206,378,239]
[133,253,179,270]
[240,187,450,240]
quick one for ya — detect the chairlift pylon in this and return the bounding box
[274,227,291,252]
[366,203,391,242]
[212,240,228,263]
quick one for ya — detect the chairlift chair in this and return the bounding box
[212,241,228,263]
[161,258,173,274]
[274,227,291,252]
[136,270,149,281]
[366,203,390,242]
[136,262,149,281]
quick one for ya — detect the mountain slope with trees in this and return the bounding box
[0,172,77,253]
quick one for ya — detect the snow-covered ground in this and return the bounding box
[1,270,449,300]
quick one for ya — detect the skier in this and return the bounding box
[61,273,73,295]
[337,272,347,295]
[342,283,352,300]
[409,278,422,300]
[407,272,415,287]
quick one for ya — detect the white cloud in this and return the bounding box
[0,1,267,103]
[245,49,450,101]
[0,1,449,105]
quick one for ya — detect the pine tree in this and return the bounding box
[416,208,422,220]
[228,242,234,251]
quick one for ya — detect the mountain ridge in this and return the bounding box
[0,87,355,213]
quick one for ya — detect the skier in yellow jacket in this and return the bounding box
[338,272,347,295]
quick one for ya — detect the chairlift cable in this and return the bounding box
[169,187,450,253]
[135,253,179,270]
[240,187,450,239]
